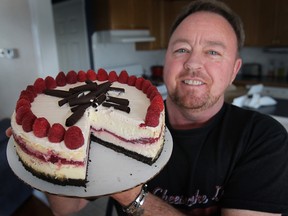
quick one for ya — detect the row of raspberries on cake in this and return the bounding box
[15,69,164,149]
[15,104,84,150]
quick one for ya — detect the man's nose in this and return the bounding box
[184,51,203,71]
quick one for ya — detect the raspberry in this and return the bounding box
[146,85,157,99]
[142,80,152,93]
[16,106,31,125]
[118,70,129,84]
[97,68,108,81]
[33,117,50,138]
[149,89,160,100]
[16,98,31,111]
[22,112,36,132]
[48,123,66,143]
[19,90,34,102]
[18,95,30,102]
[45,76,56,89]
[87,69,97,81]
[77,70,87,82]
[135,77,144,90]
[144,110,159,127]
[66,70,78,84]
[147,104,160,115]
[151,94,164,111]
[56,71,67,86]
[108,71,118,82]
[26,85,37,97]
[127,75,137,86]
[64,126,84,149]
[34,78,46,94]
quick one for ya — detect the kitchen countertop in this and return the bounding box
[234,76,288,88]
[245,98,288,118]
[225,87,288,117]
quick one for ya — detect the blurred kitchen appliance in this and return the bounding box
[96,30,155,43]
[150,65,163,80]
[241,63,262,78]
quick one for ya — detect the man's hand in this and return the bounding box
[46,194,89,216]
[112,185,186,216]
[111,184,143,206]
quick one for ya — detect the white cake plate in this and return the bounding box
[7,128,173,198]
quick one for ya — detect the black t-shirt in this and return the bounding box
[146,102,288,215]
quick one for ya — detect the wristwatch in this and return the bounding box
[122,184,148,216]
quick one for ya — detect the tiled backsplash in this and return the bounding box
[240,47,288,76]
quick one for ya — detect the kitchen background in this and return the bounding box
[1,0,288,119]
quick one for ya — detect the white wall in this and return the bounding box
[0,0,58,119]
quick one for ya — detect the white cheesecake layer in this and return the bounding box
[90,111,165,159]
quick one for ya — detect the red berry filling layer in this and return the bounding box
[91,126,164,145]
[13,134,84,166]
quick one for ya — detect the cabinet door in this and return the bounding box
[137,0,191,50]
[109,0,134,29]
[94,0,150,30]
[132,0,150,29]
[257,0,277,46]
[222,0,261,46]
[136,0,165,50]
[275,0,288,45]
[257,0,288,46]
[162,0,191,48]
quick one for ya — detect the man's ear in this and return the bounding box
[231,58,242,84]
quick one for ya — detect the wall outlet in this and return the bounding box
[0,49,5,58]
[0,48,17,59]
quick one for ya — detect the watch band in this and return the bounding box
[122,184,148,215]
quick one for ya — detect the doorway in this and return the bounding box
[52,0,91,72]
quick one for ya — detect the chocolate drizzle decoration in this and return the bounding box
[44,89,72,98]
[58,92,79,107]
[69,82,111,107]
[106,96,129,106]
[108,87,125,93]
[66,105,88,126]
[69,83,98,93]
[102,102,130,113]
[47,80,131,126]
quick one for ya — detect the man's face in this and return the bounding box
[164,11,242,111]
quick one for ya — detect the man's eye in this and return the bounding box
[175,48,188,53]
[208,50,219,55]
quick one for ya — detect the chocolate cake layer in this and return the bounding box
[91,135,164,166]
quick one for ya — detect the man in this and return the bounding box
[7,0,288,215]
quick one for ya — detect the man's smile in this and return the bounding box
[183,79,205,86]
